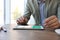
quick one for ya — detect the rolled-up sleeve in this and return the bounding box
[23,0,33,20]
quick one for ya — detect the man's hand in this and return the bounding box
[44,15,60,29]
[0,27,3,31]
[16,16,28,25]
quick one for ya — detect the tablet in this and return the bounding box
[13,25,44,30]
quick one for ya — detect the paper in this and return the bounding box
[55,29,60,35]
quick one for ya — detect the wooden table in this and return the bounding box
[0,24,60,40]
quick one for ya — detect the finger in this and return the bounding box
[51,24,59,29]
[21,17,25,20]
[17,18,24,23]
[19,17,24,22]
[45,25,49,28]
[47,18,58,25]
[49,21,59,28]
[17,19,21,23]
[45,15,56,23]
[16,20,19,23]
[44,21,59,28]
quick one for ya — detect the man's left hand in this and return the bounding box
[44,15,60,29]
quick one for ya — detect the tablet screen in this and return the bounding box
[13,25,44,30]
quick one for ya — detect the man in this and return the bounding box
[17,0,60,29]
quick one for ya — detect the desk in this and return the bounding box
[0,24,60,40]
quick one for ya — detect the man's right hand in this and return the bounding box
[16,16,28,25]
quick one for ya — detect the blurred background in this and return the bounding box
[0,0,35,26]
[0,0,60,26]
